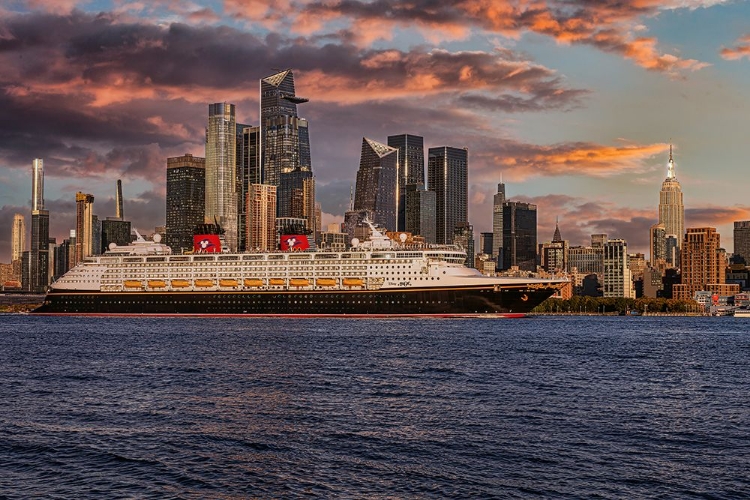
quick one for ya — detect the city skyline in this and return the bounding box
[2,1,750,263]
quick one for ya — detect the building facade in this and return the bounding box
[428,146,468,245]
[733,220,750,264]
[502,201,537,272]
[166,154,206,254]
[74,192,95,266]
[205,102,238,251]
[404,183,436,244]
[247,184,277,252]
[353,138,398,232]
[238,125,261,251]
[453,222,475,267]
[492,182,505,267]
[387,134,425,232]
[603,239,635,298]
[673,227,728,300]
[11,213,25,280]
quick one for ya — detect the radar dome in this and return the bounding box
[351,238,359,247]
[109,242,117,251]
[153,233,162,243]
[399,233,407,242]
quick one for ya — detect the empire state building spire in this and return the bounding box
[667,143,676,179]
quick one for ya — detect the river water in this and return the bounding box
[1,315,748,498]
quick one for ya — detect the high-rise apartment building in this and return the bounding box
[27,159,50,292]
[115,179,124,220]
[166,154,206,254]
[247,184,277,252]
[387,134,424,231]
[205,102,238,251]
[658,145,684,262]
[733,221,750,264]
[353,138,398,232]
[74,192,95,266]
[278,167,316,233]
[649,223,667,266]
[603,239,635,298]
[428,146,468,245]
[492,182,505,266]
[673,227,732,300]
[101,179,131,252]
[502,201,537,272]
[404,183,436,244]
[11,213,25,264]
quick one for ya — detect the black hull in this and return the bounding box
[33,285,554,317]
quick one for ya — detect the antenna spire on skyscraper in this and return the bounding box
[667,142,675,179]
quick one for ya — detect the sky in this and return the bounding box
[2,0,750,264]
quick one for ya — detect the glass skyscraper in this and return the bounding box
[428,146,468,245]
[387,134,424,231]
[502,201,537,272]
[353,138,398,232]
[658,145,684,262]
[206,102,238,251]
[166,154,206,254]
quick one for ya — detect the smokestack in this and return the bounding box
[116,179,123,219]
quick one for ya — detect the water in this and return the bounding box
[1,316,748,498]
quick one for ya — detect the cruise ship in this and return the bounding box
[33,221,565,317]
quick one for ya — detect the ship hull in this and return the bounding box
[33,285,554,317]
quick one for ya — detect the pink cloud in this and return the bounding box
[720,34,750,61]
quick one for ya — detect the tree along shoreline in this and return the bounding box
[533,296,704,315]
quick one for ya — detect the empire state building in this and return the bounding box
[658,144,684,248]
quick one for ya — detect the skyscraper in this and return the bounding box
[428,146,468,244]
[502,201,537,271]
[733,221,750,264]
[29,159,49,292]
[11,213,25,264]
[387,134,425,231]
[539,220,568,272]
[166,154,206,254]
[115,179,124,220]
[492,182,505,266]
[353,138,398,231]
[673,227,730,300]
[453,222,475,267]
[247,184,277,252]
[649,223,667,266]
[205,102,238,251]
[260,70,310,184]
[238,125,261,251]
[658,144,684,260]
[603,239,635,298]
[404,183,436,244]
[74,192,95,266]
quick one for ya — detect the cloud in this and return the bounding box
[720,34,750,61]
[686,206,750,227]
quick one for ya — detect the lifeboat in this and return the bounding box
[316,278,337,287]
[194,279,215,287]
[342,278,363,287]
[244,278,264,287]
[171,279,191,288]
[148,280,167,288]
[289,278,310,287]
[269,278,286,286]
[219,279,239,287]
[123,280,143,289]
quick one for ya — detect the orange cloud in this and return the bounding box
[472,141,669,182]
[720,35,750,61]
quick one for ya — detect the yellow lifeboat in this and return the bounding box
[171,279,191,288]
[342,278,363,287]
[244,278,264,287]
[316,278,337,287]
[148,280,167,288]
[194,279,215,287]
[219,279,239,287]
[269,278,286,286]
[123,280,143,289]
[289,278,309,287]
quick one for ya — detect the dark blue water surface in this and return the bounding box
[1,316,748,498]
